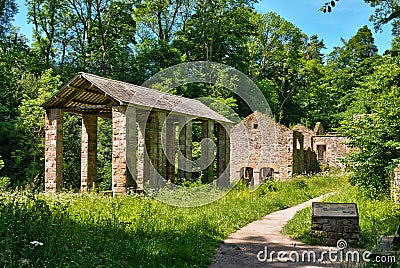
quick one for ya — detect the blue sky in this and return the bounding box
[13,0,393,54]
[255,0,393,54]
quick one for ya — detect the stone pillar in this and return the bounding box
[136,121,145,190]
[216,123,230,187]
[178,117,192,180]
[80,114,98,192]
[125,107,137,189]
[45,109,64,193]
[201,120,214,183]
[112,107,127,195]
[166,119,176,183]
[157,113,167,181]
[393,164,400,205]
[147,112,167,188]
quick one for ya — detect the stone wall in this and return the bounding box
[311,217,360,246]
[312,135,348,169]
[293,124,315,149]
[230,111,305,183]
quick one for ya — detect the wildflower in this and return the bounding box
[30,241,44,246]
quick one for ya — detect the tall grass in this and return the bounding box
[0,173,346,267]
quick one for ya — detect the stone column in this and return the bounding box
[45,109,64,193]
[80,114,98,192]
[393,164,400,205]
[178,117,192,181]
[157,113,167,181]
[166,119,176,183]
[201,120,214,183]
[216,123,230,187]
[147,112,167,188]
[112,107,127,195]
[125,107,137,189]
[136,120,145,190]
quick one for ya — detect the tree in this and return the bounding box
[0,0,17,39]
[322,0,400,36]
[134,0,192,43]
[365,0,400,31]
[248,12,308,124]
[12,69,61,186]
[170,0,258,117]
[317,25,380,129]
[132,40,183,84]
[27,0,137,76]
[173,0,257,73]
[343,54,400,198]
[27,0,63,65]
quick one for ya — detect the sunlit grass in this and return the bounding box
[0,173,347,267]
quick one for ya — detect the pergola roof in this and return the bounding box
[42,72,232,123]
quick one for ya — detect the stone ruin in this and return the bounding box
[43,72,231,195]
[43,73,350,194]
[230,111,349,185]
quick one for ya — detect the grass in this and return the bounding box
[0,173,347,267]
[282,177,400,250]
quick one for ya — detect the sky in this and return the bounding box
[255,0,393,54]
[12,0,393,55]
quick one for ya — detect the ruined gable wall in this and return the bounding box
[230,112,297,181]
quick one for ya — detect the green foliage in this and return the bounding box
[283,180,400,249]
[62,114,82,190]
[0,156,10,191]
[97,118,112,191]
[248,11,309,124]
[0,0,17,38]
[12,69,61,187]
[0,174,345,267]
[300,25,381,130]
[342,55,400,197]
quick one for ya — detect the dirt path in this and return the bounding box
[209,193,359,268]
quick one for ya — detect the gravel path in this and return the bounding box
[209,193,360,268]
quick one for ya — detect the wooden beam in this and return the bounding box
[58,86,84,107]
[71,99,105,106]
[58,84,109,108]
[85,86,106,96]
[63,105,113,110]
